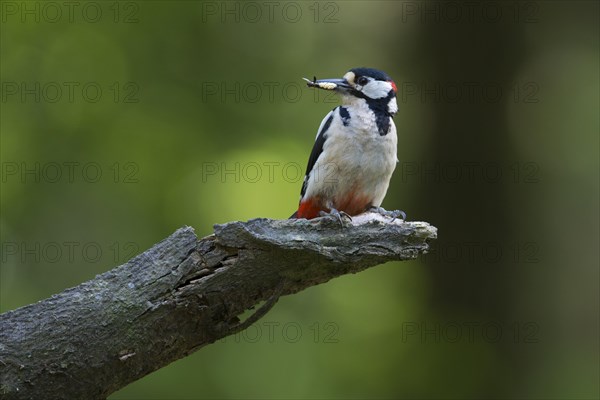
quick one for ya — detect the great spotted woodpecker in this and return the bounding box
[290,67,405,221]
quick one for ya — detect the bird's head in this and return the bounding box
[304,67,398,115]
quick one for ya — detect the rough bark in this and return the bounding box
[0,214,437,400]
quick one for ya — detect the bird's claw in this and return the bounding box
[319,208,352,226]
[369,206,406,222]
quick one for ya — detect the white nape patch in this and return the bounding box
[350,212,405,226]
[388,97,398,114]
[343,71,356,85]
[361,80,393,99]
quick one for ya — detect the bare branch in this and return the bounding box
[0,214,437,400]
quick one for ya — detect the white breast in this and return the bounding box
[304,100,398,208]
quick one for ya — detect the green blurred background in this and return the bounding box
[1,1,598,398]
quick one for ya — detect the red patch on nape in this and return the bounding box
[296,198,326,220]
[389,80,397,93]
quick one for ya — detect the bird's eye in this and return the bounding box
[356,76,369,86]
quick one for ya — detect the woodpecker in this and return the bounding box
[291,67,405,221]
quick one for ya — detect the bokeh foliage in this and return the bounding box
[1,1,598,399]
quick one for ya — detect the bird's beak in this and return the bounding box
[302,77,352,92]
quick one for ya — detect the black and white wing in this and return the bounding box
[299,109,335,200]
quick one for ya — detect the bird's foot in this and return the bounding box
[319,208,353,226]
[368,206,406,222]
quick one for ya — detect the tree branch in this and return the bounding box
[0,214,437,400]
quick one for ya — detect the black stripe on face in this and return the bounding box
[300,112,333,198]
[339,106,351,126]
[352,90,395,136]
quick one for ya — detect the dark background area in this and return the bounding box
[1,1,598,398]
